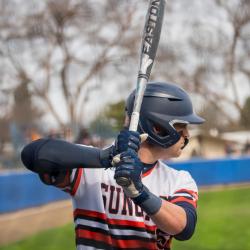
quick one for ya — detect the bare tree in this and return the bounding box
[154,0,250,131]
[0,0,143,135]
[1,0,249,139]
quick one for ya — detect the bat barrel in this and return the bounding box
[116,0,165,187]
[129,0,165,132]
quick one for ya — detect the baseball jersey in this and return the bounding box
[62,160,198,250]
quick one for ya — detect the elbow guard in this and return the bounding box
[21,138,113,174]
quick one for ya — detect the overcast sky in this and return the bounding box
[8,0,248,129]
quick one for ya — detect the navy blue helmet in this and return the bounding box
[125,82,205,148]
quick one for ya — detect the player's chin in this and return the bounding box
[176,151,183,157]
[172,149,183,158]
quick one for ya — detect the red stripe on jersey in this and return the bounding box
[76,228,112,245]
[170,196,197,208]
[107,217,156,232]
[71,168,83,196]
[76,228,156,249]
[74,208,156,232]
[174,189,198,199]
[74,208,107,220]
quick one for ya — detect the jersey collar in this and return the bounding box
[142,161,158,177]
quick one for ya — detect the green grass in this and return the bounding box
[1,187,250,250]
[0,224,75,250]
[174,187,250,250]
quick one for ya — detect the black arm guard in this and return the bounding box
[21,138,114,174]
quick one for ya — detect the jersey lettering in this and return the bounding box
[102,182,150,220]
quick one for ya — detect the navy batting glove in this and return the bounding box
[114,150,144,197]
[115,130,141,153]
[100,130,141,168]
[114,150,162,215]
[111,130,141,168]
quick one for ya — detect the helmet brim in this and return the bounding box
[176,113,205,124]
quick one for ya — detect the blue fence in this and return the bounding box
[168,156,250,186]
[0,172,69,213]
[1,156,250,214]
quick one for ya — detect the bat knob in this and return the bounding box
[116,177,131,187]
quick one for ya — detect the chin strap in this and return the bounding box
[177,130,189,150]
[181,137,189,149]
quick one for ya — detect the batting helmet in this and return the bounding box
[125,81,205,148]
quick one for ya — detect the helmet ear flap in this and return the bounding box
[138,117,181,148]
[152,123,169,137]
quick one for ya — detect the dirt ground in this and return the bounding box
[0,199,73,246]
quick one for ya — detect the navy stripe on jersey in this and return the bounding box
[76,238,153,250]
[76,238,112,250]
[108,223,155,234]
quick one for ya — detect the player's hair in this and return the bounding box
[125,81,204,148]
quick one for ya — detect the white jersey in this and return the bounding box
[66,160,198,250]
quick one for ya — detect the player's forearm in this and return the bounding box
[150,200,187,235]
[21,138,113,173]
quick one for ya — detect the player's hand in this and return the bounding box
[114,150,144,198]
[101,130,147,169]
[38,169,69,186]
[114,149,162,215]
[116,130,141,153]
[100,130,141,168]
[112,130,148,165]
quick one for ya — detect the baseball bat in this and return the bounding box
[116,0,165,187]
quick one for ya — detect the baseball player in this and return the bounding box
[21,81,204,250]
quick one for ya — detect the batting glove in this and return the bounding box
[114,150,162,215]
[116,130,142,152]
[101,130,147,168]
[114,150,144,197]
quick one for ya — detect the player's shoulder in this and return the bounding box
[158,160,198,192]
[158,160,190,177]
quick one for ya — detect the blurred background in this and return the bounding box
[0,0,250,249]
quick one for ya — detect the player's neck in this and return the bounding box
[139,143,160,164]
[139,142,172,163]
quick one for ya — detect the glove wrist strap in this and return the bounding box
[132,186,162,215]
